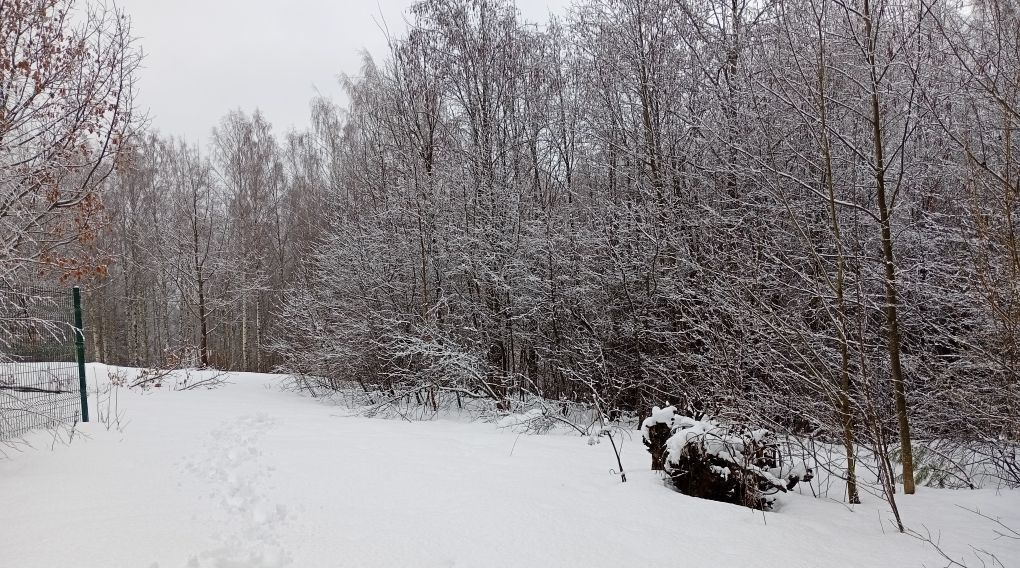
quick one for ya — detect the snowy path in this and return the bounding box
[1,365,1018,567]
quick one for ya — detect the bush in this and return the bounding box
[642,406,812,509]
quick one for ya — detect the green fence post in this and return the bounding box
[72,286,89,423]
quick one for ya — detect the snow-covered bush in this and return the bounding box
[642,406,812,509]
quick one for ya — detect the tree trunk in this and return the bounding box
[863,0,914,495]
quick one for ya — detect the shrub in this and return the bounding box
[642,406,812,509]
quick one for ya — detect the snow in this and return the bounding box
[1,364,1018,567]
[663,416,761,474]
[640,404,679,441]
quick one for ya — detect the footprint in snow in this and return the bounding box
[179,413,292,567]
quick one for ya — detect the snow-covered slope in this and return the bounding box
[0,365,1017,567]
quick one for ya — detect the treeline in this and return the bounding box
[84,109,328,370]
[271,0,1019,496]
[85,0,1019,494]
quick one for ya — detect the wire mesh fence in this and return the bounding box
[0,284,86,440]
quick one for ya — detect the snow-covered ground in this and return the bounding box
[1,365,1018,568]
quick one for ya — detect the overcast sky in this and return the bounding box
[117,0,567,144]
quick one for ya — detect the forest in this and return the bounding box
[3,0,1020,540]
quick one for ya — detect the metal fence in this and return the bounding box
[0,285,89,440]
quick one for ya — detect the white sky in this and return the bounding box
[117,0,568,144]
